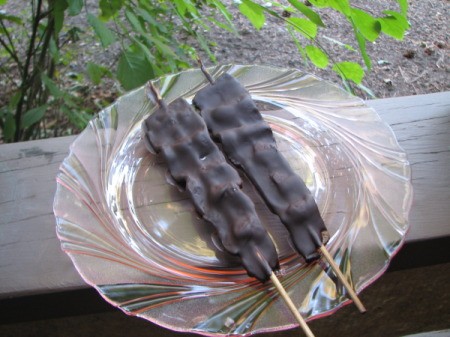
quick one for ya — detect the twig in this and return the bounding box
[398,66,409,83]
[410,70,427,84]
[436,50,445,69]
[13,0,44,141]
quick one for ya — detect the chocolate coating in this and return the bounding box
[142,97,278,282]
[193,74,328,262]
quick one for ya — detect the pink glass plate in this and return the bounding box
[54,65,412,336]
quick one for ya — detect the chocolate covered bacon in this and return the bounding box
[142,85,279,282]
[193,73,329,262]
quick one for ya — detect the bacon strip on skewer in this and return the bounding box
[193,65,366,313]
[142,83,317,336]
[142,84,279,282]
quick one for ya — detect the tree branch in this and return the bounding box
[14,0,44,141]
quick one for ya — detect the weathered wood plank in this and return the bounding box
[0,137,84,298]
[0,92,449,300]
[367,92,450,241]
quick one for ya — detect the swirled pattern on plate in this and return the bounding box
[54,65,412,336]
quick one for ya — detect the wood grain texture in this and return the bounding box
[0,137,83,298]
[367,92,450,241]
[0,92,449,299]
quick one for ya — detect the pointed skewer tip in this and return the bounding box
[147,82,162,104]
[196,57,214,84]
[319,245,366,313]
[270,272,315,337]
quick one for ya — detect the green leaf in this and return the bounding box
[328,0,351,16]
[287,26,307,65]
[125,9,143,33]
[136,7,166,34]
[397,0,408,16]
[354,29,372,70]
[3,112,15,142]
[21,105,48,128]
[0,11,22,24]
[332,61,364,84]
[0,106,7,119]
[378,10,409,40]
[172,0,187,16]
[287,17,317,39]
[9,91,21,110]
[206,0,236,33]
[0,0,8,5]
[41,74,64,98]
[174,0,200,18]
[131,38,165,75]
[87,13,116,47]
[144,35,178,59]
[117,49,154,90]
[306,0,330,8]
[305,45,329,68]
[99,0,124,19]
[53,0,68,33]
[210,0,235,29]
[86,62,111,85]
[207,16,235,33]
[67,0,83,16]
[288,0,325,27]
[49,36,60,62]
[188,27,214,60]
[386,10,410,28]
[351,8,381,42]
[61,106,90,130]
[239,0,265,30]
[132,39,155,62]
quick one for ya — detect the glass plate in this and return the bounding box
[54,65,412,336]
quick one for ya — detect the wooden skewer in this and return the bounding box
[319,245,366,313]
[256,251,315,336]
[148,82,162,101]
[197,57,215,84]
[147,82,168,110]
[270,272,315,337]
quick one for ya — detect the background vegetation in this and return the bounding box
[0,0,409,142]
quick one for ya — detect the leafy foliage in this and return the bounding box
[239,0,265,29]
[0,0,410,143]
[0,0,94,142]
[237,0,409,85]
